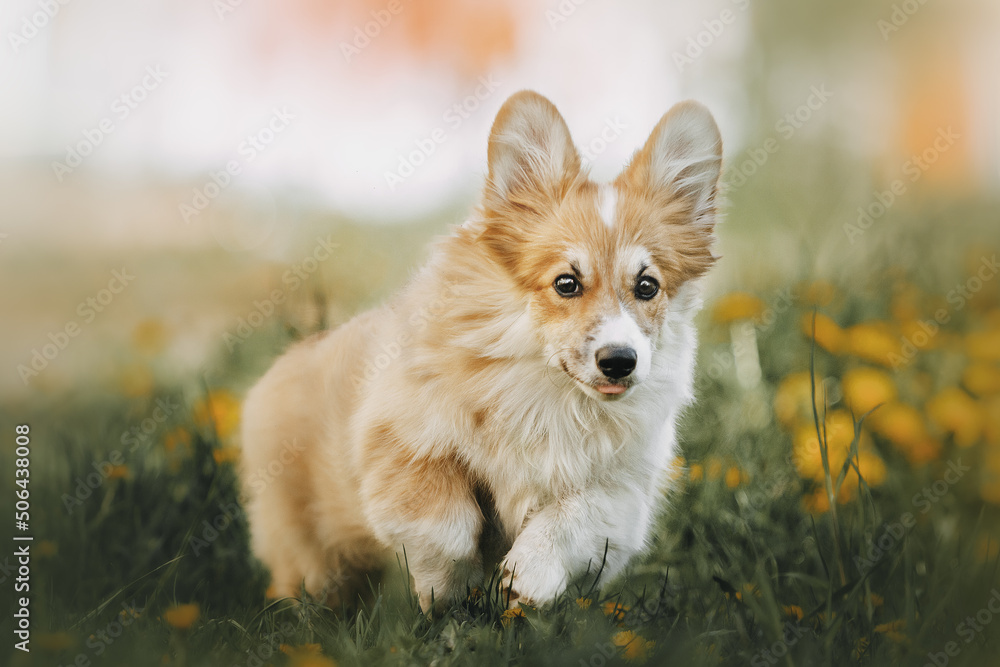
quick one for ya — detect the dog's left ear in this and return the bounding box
[617,101,722,227]
[485,90,581,204]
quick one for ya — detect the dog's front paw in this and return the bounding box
[499,542,569,608]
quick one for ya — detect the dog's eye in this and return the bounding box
[554,274,582,297]
[635,276,659,300]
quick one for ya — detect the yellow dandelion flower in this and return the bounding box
[724,466,743,489]
[36,632,75,651]
[212,446,241,465]
[900,320,941,351]
[774,371,816,429]
[132,318,169,356]
[107,464,130,480]
[613,630,655,663]
[966,330,1000,362]
[846,322,900,367]
[905,438,942,466]
[803,488,830,514]
[852,450,888,487]
[842,367,897,416]
[689,463,704,482]
[163,603,200,630]
[875,619,907,643]
[976,537,999,562]
[782,605,804,620]
[163,427,192,454]
[120,604,142,622]
[37,540,58,557]
[984,396,1000,446]
[602,601,628,623]
[853,636,871,660]
[712,292,765,324]
[801,280,837,307]
[964,363,1000,396]
[280,644,322,657]
[735,584,761,601]
[868,402,932,456]
[801,313,845,354]
[927,387,984,447]
[982,479,1000,505]
[193,390,241,441]
[290,656,338,667]
[706,457,724,480]
[792,410,871,482]
[666,456,686,482]
[501,607,525,627]
[576,597,592,610]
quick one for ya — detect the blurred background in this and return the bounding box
[2,0,997,400]
[3,2,1000,665]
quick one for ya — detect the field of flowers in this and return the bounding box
[3,219,999,666]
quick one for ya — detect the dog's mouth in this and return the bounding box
[560,360,631,398]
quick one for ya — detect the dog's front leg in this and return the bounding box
[499,483,653,608]
[360,449,484,613]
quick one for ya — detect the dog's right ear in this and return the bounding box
[484,91,581,205]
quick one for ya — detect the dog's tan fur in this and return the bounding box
[240,91,722,610]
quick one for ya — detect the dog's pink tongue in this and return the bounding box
[597,385,626,395]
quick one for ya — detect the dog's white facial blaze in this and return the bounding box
[591,310,652,382]
[599,184,617,229]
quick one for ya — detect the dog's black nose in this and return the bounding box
[596,346,637,379]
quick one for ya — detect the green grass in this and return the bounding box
[3,222,1000,667]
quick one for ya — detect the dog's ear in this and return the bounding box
[485,90,581,203]
[617,101,722,227]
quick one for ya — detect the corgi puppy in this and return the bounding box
[240,90,722,611]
